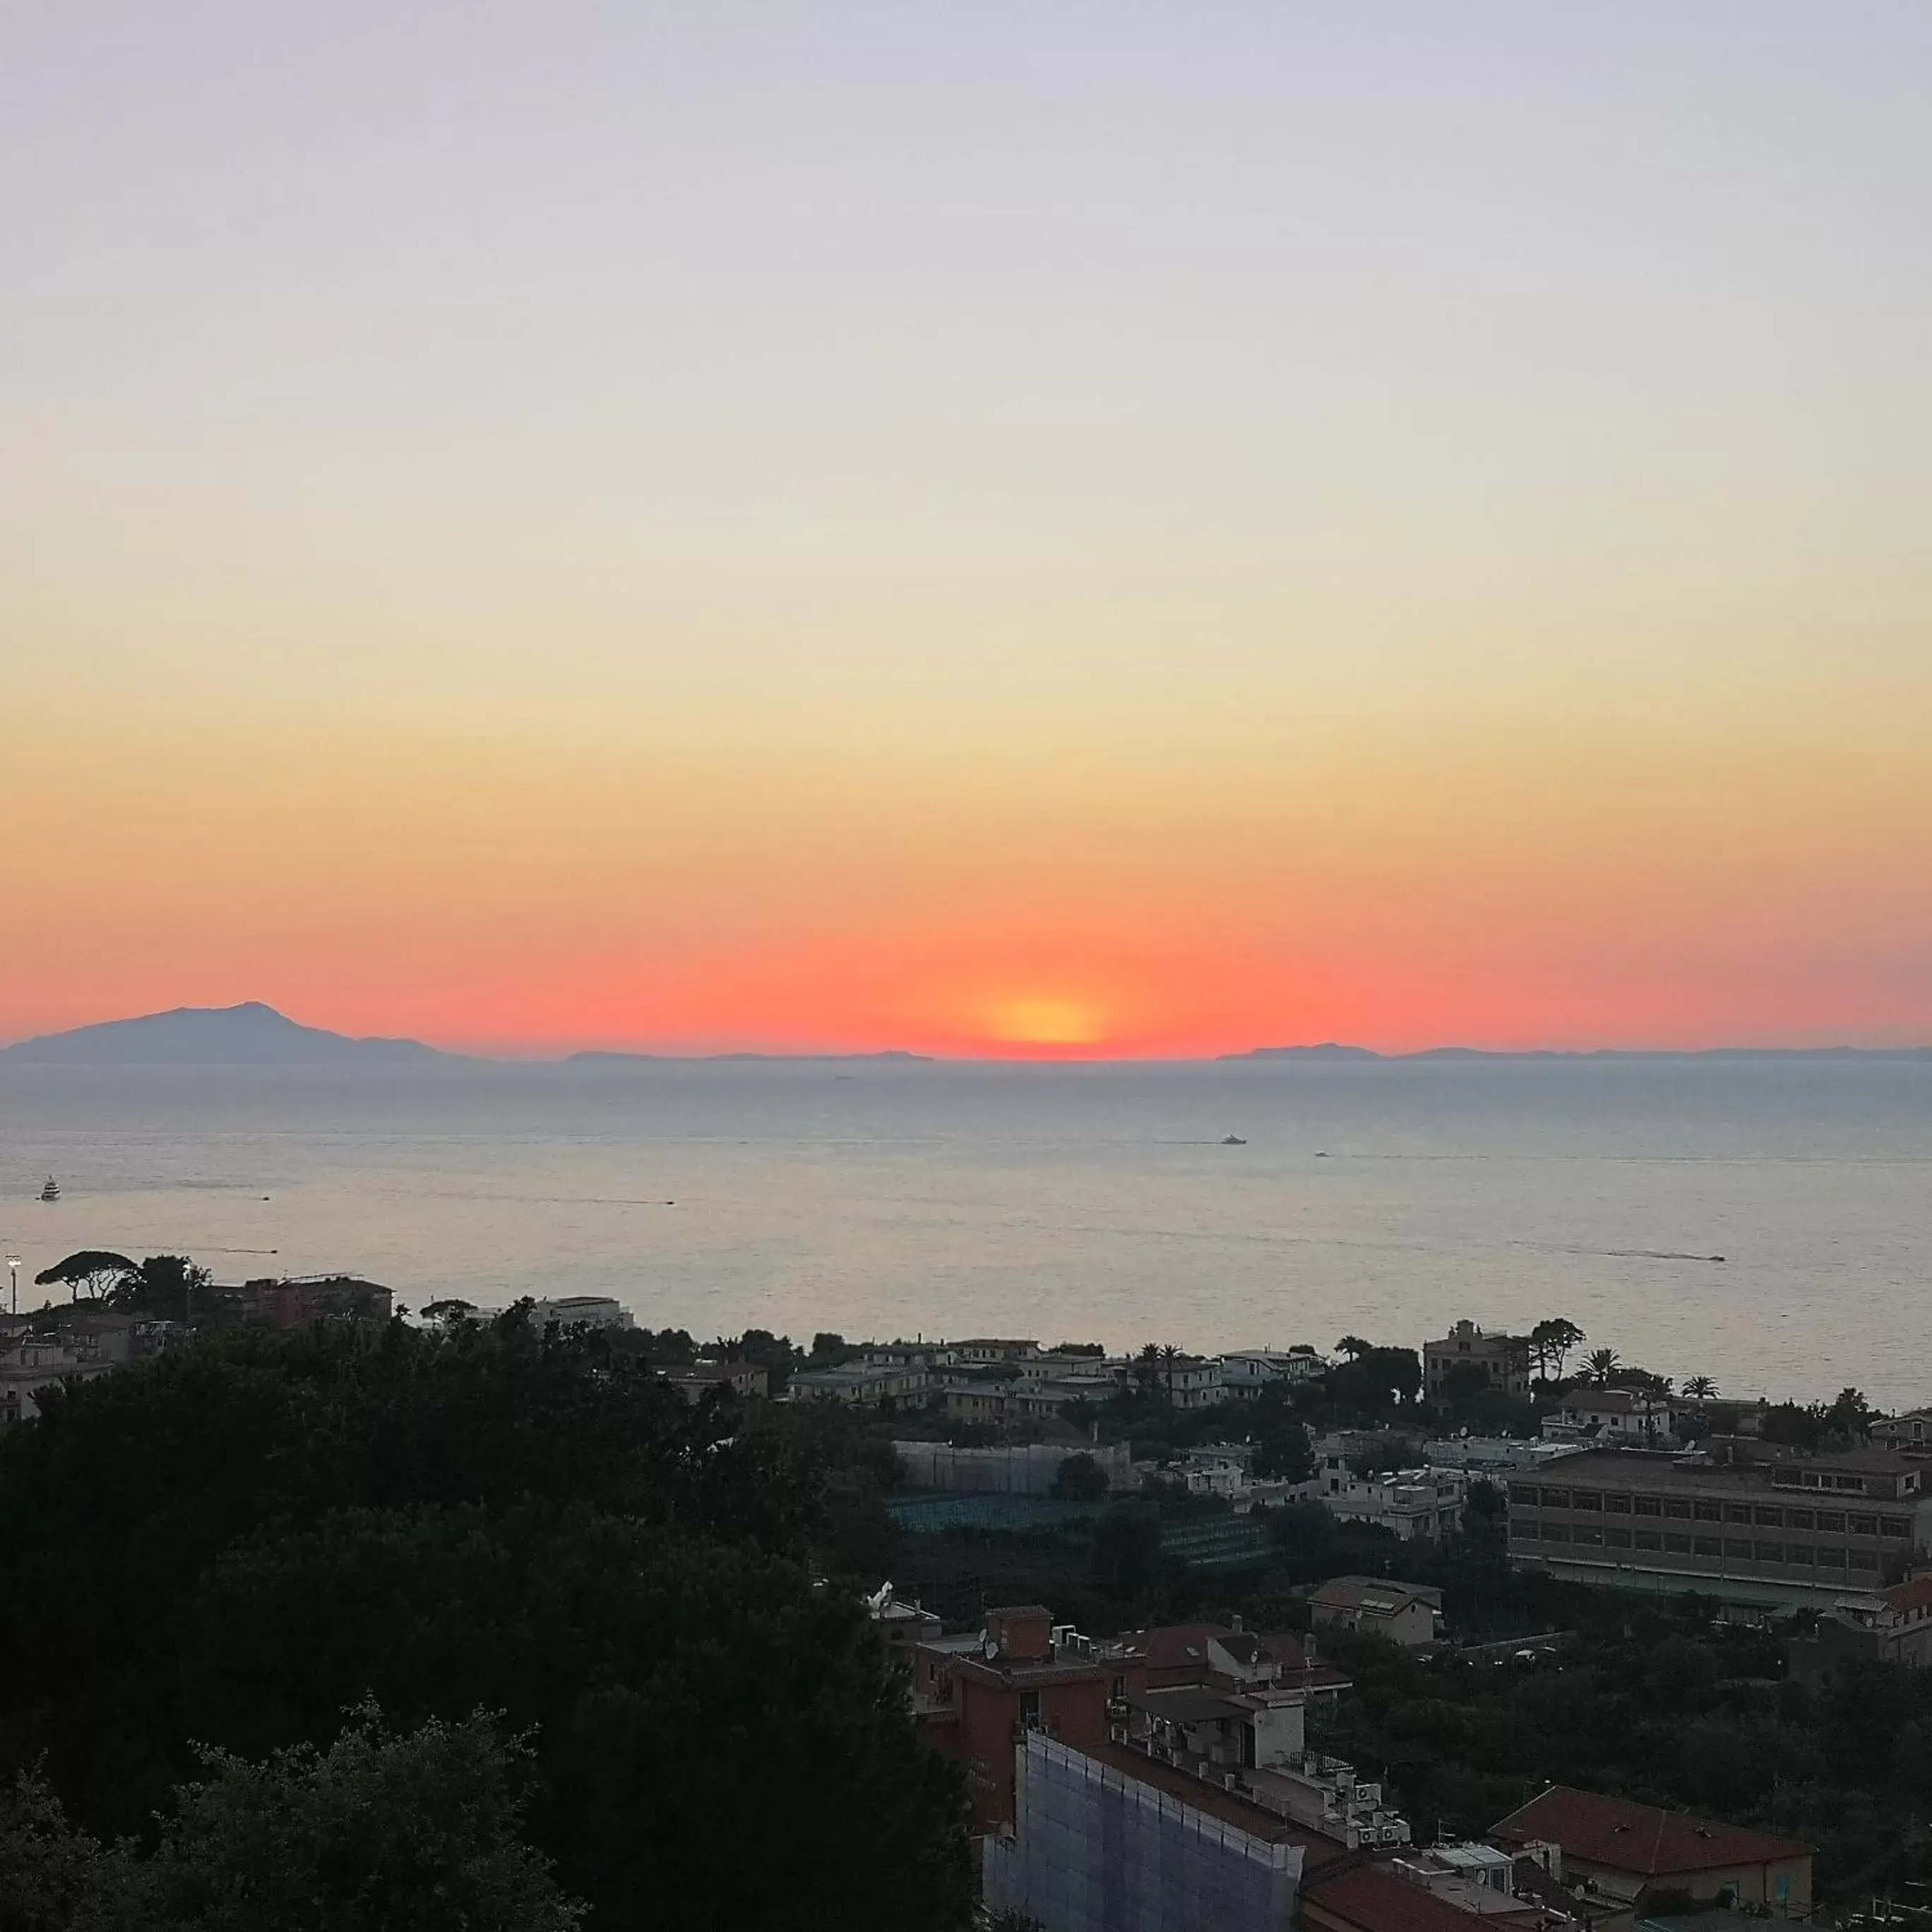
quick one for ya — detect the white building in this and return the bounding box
[1542,1388,1674,1445]
[1306,1448,1467,1541]
[1220,1348,1328,1400]
[526,1296,635,1332]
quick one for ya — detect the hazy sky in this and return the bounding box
[5,3,1929,1054]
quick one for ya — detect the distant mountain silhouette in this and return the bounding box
[1223,1042,1931,1063]
[1224,1043,1384,1061]
[0,1002,450,1065]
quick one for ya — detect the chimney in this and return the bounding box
[1231,1613,1244,1634]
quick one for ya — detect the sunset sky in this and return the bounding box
[5,4,1930,1056]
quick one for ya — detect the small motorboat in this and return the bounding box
[1221,1135,1246,1145]
[39,1176,61,1202]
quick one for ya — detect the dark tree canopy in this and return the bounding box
[0,1316,972,1932]
[0,1707,582,1932]
[32,1251,137,1296]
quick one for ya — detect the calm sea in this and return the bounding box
[1,1059,1926,1408]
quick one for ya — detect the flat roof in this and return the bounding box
[1082,1740,1350,1862]
[1523,1448,1921,1488]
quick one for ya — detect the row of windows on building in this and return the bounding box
[1505,1485,1912,1538]
[1510,1519,1884,1568]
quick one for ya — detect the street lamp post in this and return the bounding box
[4,1256,19,1317]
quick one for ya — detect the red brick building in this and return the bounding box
[912,1605,1117,1832]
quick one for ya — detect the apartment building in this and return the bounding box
[1424,1322,1532,1401]
[911,1606,1116,1833]
[984,1728,1344,1932]
[785,1361,930,1406]
[1161,1355,1226,1410]
[215,1275,393,1329]
[1505,1445,1931,1613]
[1309,1446,1468,1540]
[1220,1347,1327,1399]
[951,1337,1040,1365]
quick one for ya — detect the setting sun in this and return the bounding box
[983,995,1110,1048]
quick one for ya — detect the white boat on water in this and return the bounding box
[39,1176,60,1202]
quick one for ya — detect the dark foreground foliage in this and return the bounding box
[0,1312,972,1932]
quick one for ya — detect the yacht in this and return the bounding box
[40,1176,61,1202]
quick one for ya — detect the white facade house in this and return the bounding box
[1305,1448,1467,1541]
[526,1296,635,1332]
[1543,1388,1674,1445]
[1220,1348,1328,1400]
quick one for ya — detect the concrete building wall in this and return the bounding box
[986,1731,1304,1932]
[895,1440,1133,1497]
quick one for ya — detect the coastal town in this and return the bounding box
[5,1255,1931,1930]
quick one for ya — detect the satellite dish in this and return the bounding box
[983,1636,1001,1661]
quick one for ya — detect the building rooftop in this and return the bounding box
[1491,1786,1812,1876]
[1311,1577,1444,1614]
[1086,1739,1350,1862]
[1307,1861,1520,1932]
[1563,1389,1669,1414]
[1882,1575,1932,1617]
[1532,1446,1922,1488]
[1117,1621,1354,1694]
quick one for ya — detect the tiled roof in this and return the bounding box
[1119,1622,1227,1671]
[1883,1576,1932,1616]
[1311,1577,1441,1614]
[1306,1862,1496,1932]
[1492,1787,1811,1876]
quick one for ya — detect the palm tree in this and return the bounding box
[1683,1375,1717,1401]
[1335,1335,1372,1361]
[1583,1347,1620,1385]
[1159,1344,1182,1400]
